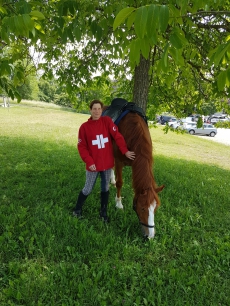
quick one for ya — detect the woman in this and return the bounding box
[73,99,135,222]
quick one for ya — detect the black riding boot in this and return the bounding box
[73,191,88,218]
[100,191,109,222]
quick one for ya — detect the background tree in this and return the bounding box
[38,79,56,103]
[16,74,39,100]
[36,74,113,109]
[0,0,230,115]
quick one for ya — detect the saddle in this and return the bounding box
[102,98,147,125]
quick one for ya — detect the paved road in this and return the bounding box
[196,128,230,146]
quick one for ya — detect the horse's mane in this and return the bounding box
[118,113,156,195]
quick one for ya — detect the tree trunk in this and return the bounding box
[132,54,150,113]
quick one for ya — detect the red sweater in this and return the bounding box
[78,116,128,171]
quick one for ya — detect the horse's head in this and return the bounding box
[133,185,165,239]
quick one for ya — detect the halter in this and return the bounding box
[140,222,155,228]
[133,195,155,228]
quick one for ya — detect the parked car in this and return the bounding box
[168,119,184,129]
[182,122,197,129]
[185,124,217,137]
[206,113,230,124]
[160,115,177,125]
[167,117,178,124]
[187,115,201,122]
[168,121,180,129]
[210,116,229,125]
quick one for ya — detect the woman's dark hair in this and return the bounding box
[89,100,103,109]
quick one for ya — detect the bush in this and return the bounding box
[215,121,230,128]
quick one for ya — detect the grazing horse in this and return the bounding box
[111,111,164,239]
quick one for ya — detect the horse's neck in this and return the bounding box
[132,157,155,193]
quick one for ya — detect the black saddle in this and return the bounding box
[102,98,147,125]
[102,98,128,122]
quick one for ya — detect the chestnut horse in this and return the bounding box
[111,112,164,239]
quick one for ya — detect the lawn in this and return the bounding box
[0,101,230,305]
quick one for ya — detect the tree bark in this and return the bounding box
[132,54,150,113]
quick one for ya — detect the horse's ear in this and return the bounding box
[155,185,165,193]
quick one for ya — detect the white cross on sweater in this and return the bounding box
[92,134,109,149]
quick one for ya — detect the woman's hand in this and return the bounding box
[89,164,97,171]
[125,151,136,160]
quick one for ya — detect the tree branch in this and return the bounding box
[187,60,213,83]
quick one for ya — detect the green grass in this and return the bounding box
[0,101,230,305]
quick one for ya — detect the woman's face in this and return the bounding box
[90,103,102,120]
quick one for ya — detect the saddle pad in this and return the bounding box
[114,109,130,125]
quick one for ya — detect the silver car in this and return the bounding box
[186,124,217,137]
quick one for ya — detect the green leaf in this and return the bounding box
[57,17,65,30]
[127,11,136,30]
[226,69,230,86]
[190,50,197,60]
[14,16,26,36]
[18,1,31,14]
[0,5,7,14]
[146,4,159,38]
[217,71,226,91]
[156,59,162,74]
[0,61,11,76]
[161,58,168,72]
[22,14,34,32]
[170,47,184,66]
[148,30,158,46]
[19,15,30,37]
[29,10,45,20]
[67,28,74,43]
[1,27,10,44]
[73,27,81,42]
[61,28,68,44]
[170,33,183,49]
[168,4,182,24]
[163,43,169,68]
[34,22,45,34]
[58,2,64,15]
[169,27,188,49]
[14,91,22,102]
[159,5,169,33]
[129,39,141,66]
[140,38,150,59]
[113,7,136,31]
[165,74,175,88]
[179,0,189,15]
[212,42,230,66]
[8,89,15,100]
[90,21,97,35]
[95,25,102,41]
[68,1,75,15]
[134,6,148,39]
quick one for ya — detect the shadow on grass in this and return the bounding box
[1,135,230,259]
[1,136,230,305]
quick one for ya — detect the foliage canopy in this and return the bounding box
[0,0,230,114]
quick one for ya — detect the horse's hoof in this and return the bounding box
[115,203,124,209]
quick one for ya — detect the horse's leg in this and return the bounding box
[114,161,123,209]
[110,168,116,185]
